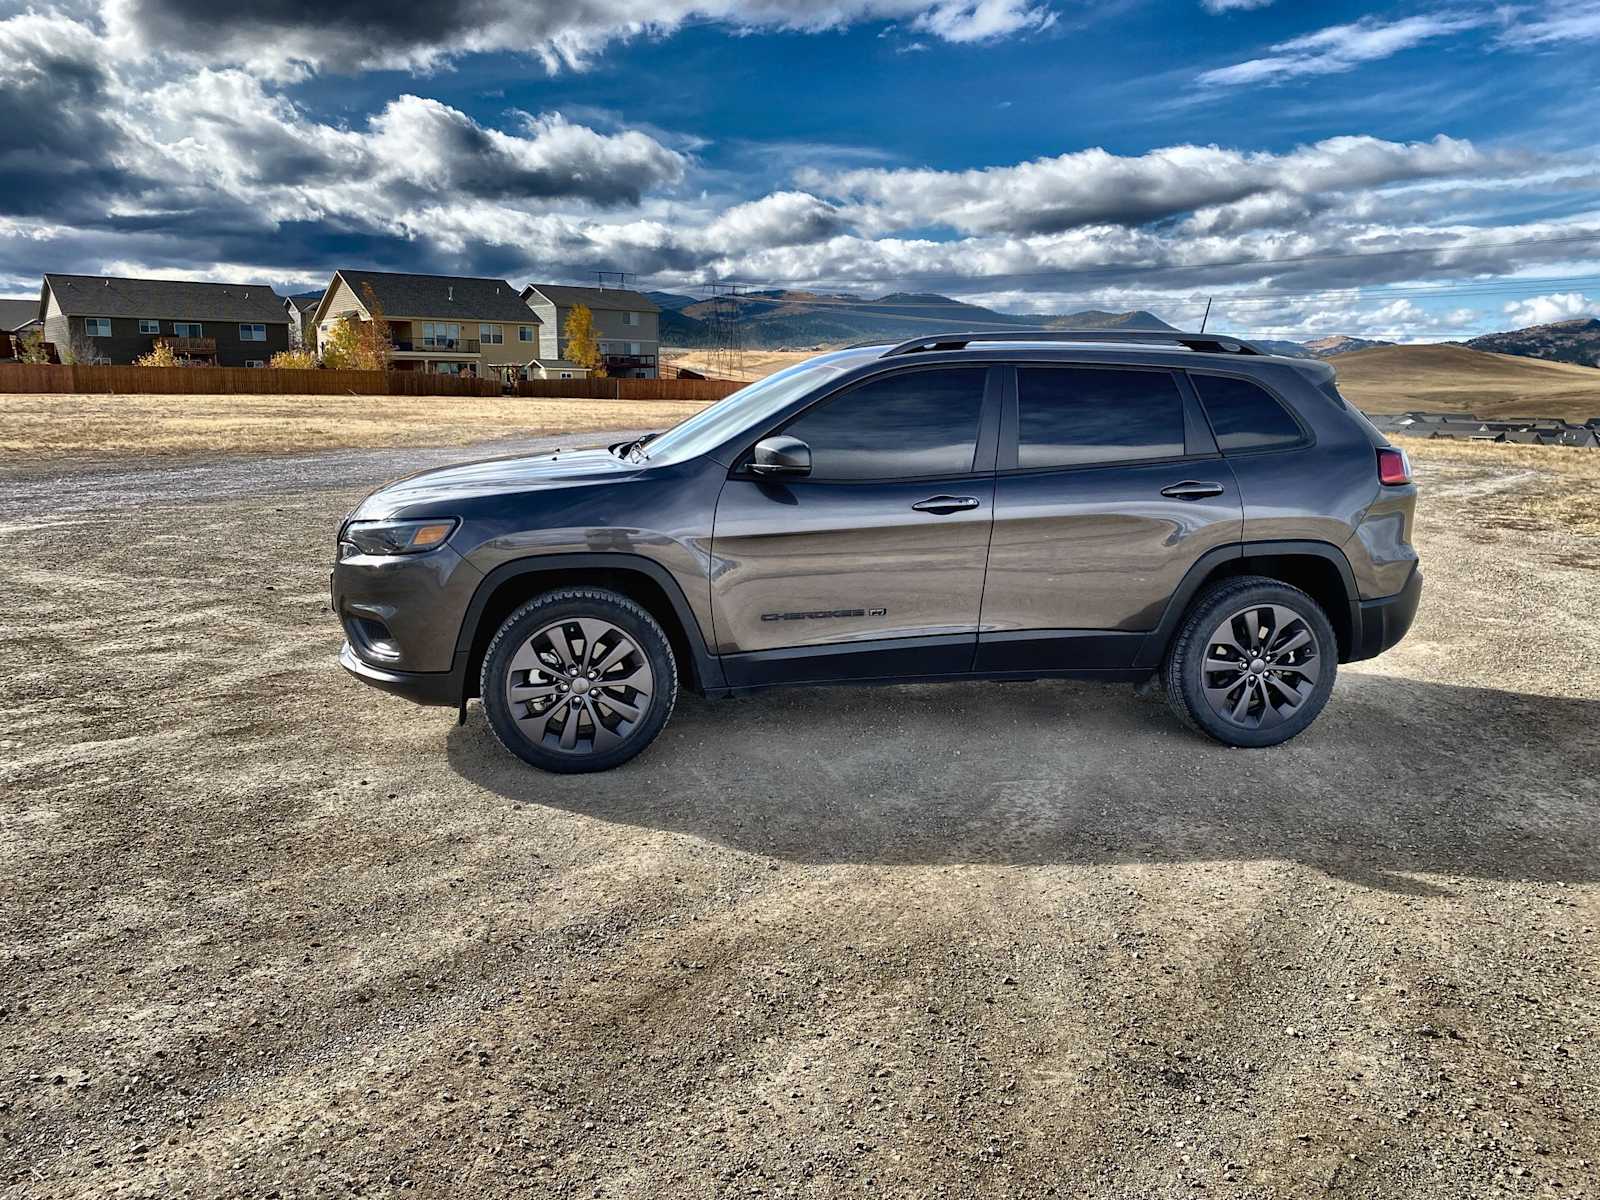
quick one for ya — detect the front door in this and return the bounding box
[711,365,1000,686]
[977,363,1244,672]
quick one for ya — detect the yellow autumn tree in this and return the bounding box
[321,285,393,370]
[563,304,606,377]
[268,348,317,369]
[17,328,50,363]
[134,341,180,367]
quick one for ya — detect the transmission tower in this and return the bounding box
[705,282,747,380]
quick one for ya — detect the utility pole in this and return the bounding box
[706,282,746,380]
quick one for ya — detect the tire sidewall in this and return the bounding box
[480,590,677,773]
[1172,580,1338,748]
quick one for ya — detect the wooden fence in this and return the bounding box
[514,376,745,403]
[0,363,501,397]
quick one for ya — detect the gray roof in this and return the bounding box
[0,298,38,331]
[521,284,659,314]
[526,357,590,370]
[331,270,536,322]
[285,292,323,313]
[43,274,288,323]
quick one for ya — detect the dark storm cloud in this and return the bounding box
[0,16,144,218]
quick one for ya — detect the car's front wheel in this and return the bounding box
[1163,575,1338,748]
[480,588,677,773]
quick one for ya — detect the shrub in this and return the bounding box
[268,348,317,369]
[134,341,180,367]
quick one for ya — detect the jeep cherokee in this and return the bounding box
[333,330,1421,773]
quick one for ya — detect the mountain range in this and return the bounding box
[648,290,1175,350]
[1464,318,1600,368]
[647,288,1599,371]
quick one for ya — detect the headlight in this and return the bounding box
[341,518,458,557]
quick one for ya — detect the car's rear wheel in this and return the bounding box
[1164,576,1337,748]
[480,588,677,773]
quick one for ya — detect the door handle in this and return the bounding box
[911,495,981,514]
[1159,481,1225,501]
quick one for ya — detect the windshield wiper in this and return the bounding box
[622,432,659,463]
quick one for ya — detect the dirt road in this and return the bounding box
[2,440,1596,1198]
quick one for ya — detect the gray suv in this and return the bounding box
[333,330,1421,773]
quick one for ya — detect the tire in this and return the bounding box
[479,588,678,773]
[1163,575,1338,748]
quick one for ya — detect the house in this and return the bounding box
[519,284,660,378]
[311,270,541,385]
[284,291,323,350]
[523,357,592,381]
[37,274,289,366]
[0,298,41,338]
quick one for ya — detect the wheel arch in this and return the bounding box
[456,554,726,699]
[1136,540,1361,668]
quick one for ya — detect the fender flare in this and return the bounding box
[1133,539,1361,669]
[454,553,727,694]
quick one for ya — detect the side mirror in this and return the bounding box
[750,435,811,477]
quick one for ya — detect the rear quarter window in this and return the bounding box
[1190,374,1306,453]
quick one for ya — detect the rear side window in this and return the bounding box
[1191,374,1304,453]
[1016,367,1185,468]
[782,368,987,480]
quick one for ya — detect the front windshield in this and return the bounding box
[639,353,864,465]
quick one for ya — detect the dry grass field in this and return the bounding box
[663,347,813,381]
[1329,344,1600,419]
[0,392,706,462]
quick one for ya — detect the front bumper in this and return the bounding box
[339,641,465,707]
[1352,565,1422,661]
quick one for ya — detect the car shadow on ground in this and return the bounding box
[445,672,1600,892]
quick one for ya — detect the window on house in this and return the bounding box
[422,322,460,349]
[173,322,202,338]
[479,324,503,345]
[628,342,641,356]
[139,319,160,335]
[623,311,639,327]
[85,318,112,337]
[239,324,266,342]
[518,326,534,342]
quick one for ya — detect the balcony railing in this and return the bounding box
[157,336,217,355]
[391,338,481,354]
[602,354,657,369]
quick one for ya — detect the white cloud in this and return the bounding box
[811,135,1511,236]
[1198,14,1485,87]
[1503,291,1600,326]
[1201,0,1274,13]
[103,0,1056,76]
[1499,0,1600,46]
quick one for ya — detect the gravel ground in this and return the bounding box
[2,439,1597,1199]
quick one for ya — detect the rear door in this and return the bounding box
[711,365,1000,685]
[976,363,1243,672]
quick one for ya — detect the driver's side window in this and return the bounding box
[780,368,988,481]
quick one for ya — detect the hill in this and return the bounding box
[655,289,1174,348]
[1331,344,1600,421]
[1466,318,1600,368]
[1305,335,1393,357]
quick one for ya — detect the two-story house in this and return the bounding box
[37,274,290,366]
[284,291,323,350]
[311,270,541,384]
[519,284,660,378]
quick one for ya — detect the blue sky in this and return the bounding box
[3,0,1600,339]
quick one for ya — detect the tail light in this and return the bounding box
[1377,447,1412,486]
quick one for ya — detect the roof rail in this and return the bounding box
[878,329,1267,358]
